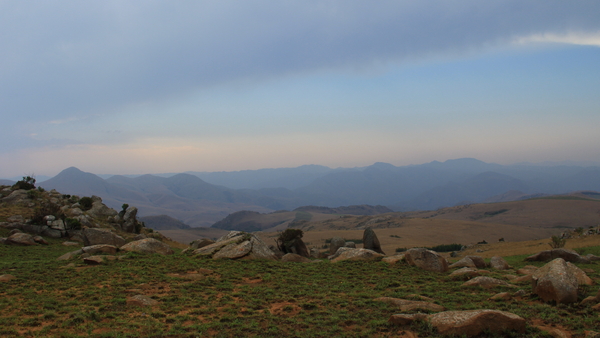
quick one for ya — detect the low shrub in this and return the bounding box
[79,197,93,211]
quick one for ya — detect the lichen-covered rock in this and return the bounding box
[382,254,405,264]
[405,248,448,272]
[190,238,215,250]
[532,258,579,304]
[127,295,159,307]
[375,297,445,312]
[464,255,487,269]
[429,310,526,337]
[120,238,174,255]
[449,257,476,269]
[462,276,516,289]
[194,231,277,260]
[82,244,118,255]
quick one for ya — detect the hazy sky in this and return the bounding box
[2,1,600,178]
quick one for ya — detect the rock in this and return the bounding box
[62,241,81,246]
[6,232,37,246]
[363,227,385,254]
[7,215,24,223]
[526,248,590,264]
[329,237,346,255]
[57,249,84,261]
[429,310,526,337]
[0,274,17,282]
[375,297,445,312]
[8,229,22,236]
[194,232,277,260]
[449,257,476,269]
[566,261,594,286]
[388,313,429,325]
[489,292,512,301]
[382,254,405,264]
[86,199,118,219]
[281,253,312,263]
[121,207,139,233]
[532,258,579,304]
[190,238,215,250]
[330,248,384,263]
[462,276,516,289]
[286,237,310,258]
[1,190,28,204]
[309,248,320,258]
[120,238,174,255]
[82,244,118,255]
[464,255,487,268]
[127,295,159,307]
[83,228,126,247]
[490,256,510,270]
[404,248,449,272]
[586,254,600,261]
[132,234,147,241]
[83,255,118,265]
[31,235,48,245]
[344,241,356,248]
[517,265,539,275]
[449,267,481,280]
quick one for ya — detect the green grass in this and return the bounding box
[2,226,600,337]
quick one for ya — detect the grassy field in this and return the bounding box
[2,226,600,337]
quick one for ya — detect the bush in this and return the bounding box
[12,176,36,191]
[30,202,62,225]
[79,197,94,211]
[65,218,82,230]
[426,243,463,252]
[549,235,566,249]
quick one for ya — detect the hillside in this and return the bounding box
[139,214,191,230]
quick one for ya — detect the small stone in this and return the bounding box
[0,274,16,282]
[127,295,159,307]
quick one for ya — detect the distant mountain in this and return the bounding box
[139,215,191,230]
[36,159,600,227]
[0,179,15,186]
[294,205,393,215]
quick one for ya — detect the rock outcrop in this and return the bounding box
[526,248,590,264]
[83,228,126,247]
[404,248,448,272]
[329,237,346,255]
[329,247,384,263]
[194,231,277,260]
[531,258,581,304]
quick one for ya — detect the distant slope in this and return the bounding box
[294,205,393,215]
[139,215,191,230]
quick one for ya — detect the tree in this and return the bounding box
[12,175,36,190]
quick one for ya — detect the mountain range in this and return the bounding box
[30,158,600,227]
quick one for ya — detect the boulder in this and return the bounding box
[1,190,28,204]
[330,248,384,263]
[526,248,590,264]
[404,248,449,272]
[344,241,356,248]
[6,232,37,246]
[449,257,476,269]
[362,227,385,254]
[490,256,510,270]
[382,254,405,264]
[32,236,49,245]
[329,237,346,255]
[388,313,429,326]
[83,255,120,265]
[83,228,126,247]
[82,244,118,255]
[532,258,579,304]
[375,297,445,312]
[464,255,487,269]
[57,249,84,261]
[449,267,481,280]
[429,310,526,336]
[86,199,118,219]
[281,253,312,263]
[120,238,173,255]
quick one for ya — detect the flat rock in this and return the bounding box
[82,244,118,255]
[462,276,516,289]
[330,248,384,263]
[375,297,445,312]
[449,257,476,269]
[83,255,119,265]
[281,253,312,263]
[0,274,16,282]
[429,310,526,337]
[382,254,405,264]
[526,248,590,264]
[388,313,429,325]
[57,249,83,261]
[127,295,159,307]
[120,238,174,255]
[83,228,126,247]
[449,267,481,280]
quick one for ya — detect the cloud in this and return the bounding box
[515,31,600,47]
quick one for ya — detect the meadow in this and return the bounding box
[2,226,600,337]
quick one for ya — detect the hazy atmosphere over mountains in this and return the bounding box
[27,158,600,227]
[1,2,600,179]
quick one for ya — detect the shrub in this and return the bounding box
[549,235,566,249]
[65,218,82,230]
[79,197,94,211]
[426,243,463,252]
[30,202,62,225]
[12,176,36,191]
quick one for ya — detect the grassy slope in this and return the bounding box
[2,226,600,337]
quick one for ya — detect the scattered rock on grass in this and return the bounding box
[120,238,174,255]
[429,310,526,337]
[461,276,516,289]
[490,256,510,270]
[0,274,16,282]
[5,232,37,246]
[526,248,590,264]
[127,295,159,307]
[404,248,449,272]
[532,258,579,304]
[281,253,312,263]
[375,297,445,312]
[330,248,384,263]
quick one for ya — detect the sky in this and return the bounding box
[1,1,600,178]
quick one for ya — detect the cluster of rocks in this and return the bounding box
[0,188,141,238]
[58,237,174,264]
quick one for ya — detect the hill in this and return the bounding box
[139,215,191,230]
